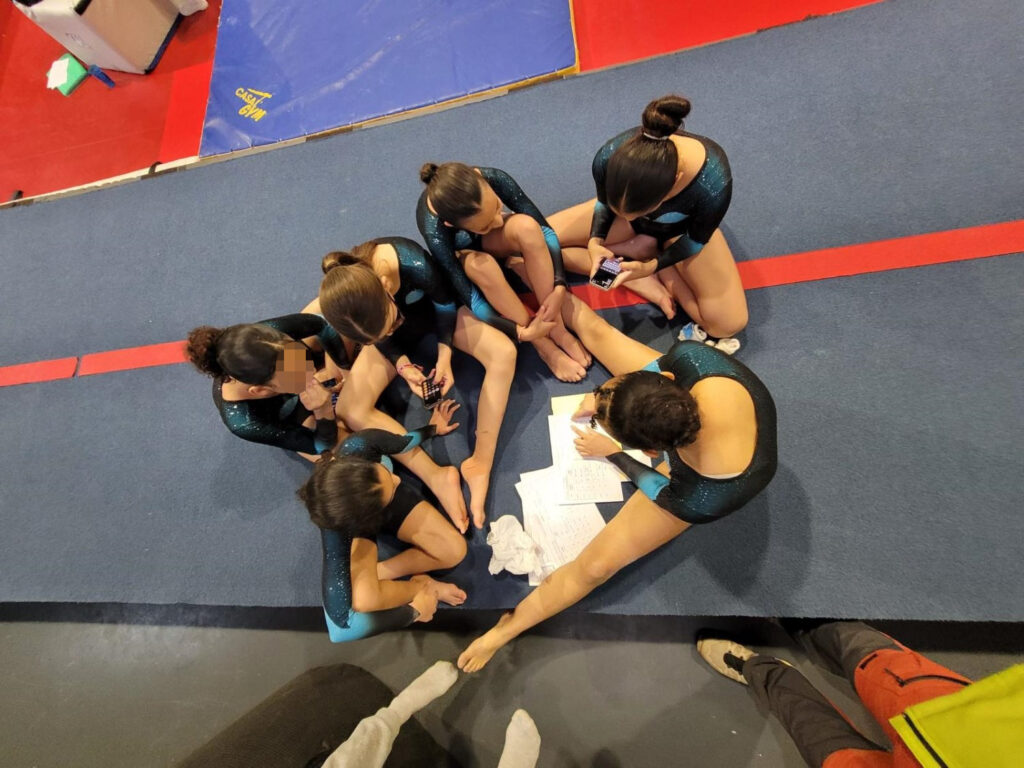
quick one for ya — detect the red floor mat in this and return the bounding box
[0,1,220,200]
[572,0,882,72]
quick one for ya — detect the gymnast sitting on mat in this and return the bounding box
[307,236,515,531]
[547,94,748,350]
[187,314,351,461]
[458,294,776,671]
[417,161,592,382]
[298,402,468,642]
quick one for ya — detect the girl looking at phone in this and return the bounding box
[186,314,350,462]
[309,236,515,530]
[548,95,748,348]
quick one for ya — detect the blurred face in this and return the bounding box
[458,181,504,235]
[374,463,402,506]
[267,342,316,394]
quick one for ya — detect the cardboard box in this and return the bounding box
[14,0,180,75]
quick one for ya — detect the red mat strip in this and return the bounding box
[78,341,188,377]
[2,221,1022,387]
[0,357,78,387]
[572,0,882,72]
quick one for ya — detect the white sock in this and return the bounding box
[388,661,459,723]
[496,709,541,768]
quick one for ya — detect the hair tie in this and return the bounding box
[642,132,671,141]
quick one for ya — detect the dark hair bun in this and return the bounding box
[641,95,692,139]
[186,325,224,377]
[419,162,439,184]
[321,250,360,274]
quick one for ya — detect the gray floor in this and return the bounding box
[2,610,1021,767]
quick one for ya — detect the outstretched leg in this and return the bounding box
[561,293,661,376]
[458,469,689,672]
[452,308,516,529]
[338,345,468,532]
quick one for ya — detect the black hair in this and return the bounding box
[420,161,483,224]
[598,370,700,451]
[297,454,391,539]
[605,94,692,215]
[186,323,292,385]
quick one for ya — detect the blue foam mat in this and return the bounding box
[200,0,576,155]
[1,257,1022,620]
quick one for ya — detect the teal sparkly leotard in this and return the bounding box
[606,341,776,523]
[213,314,348,454]
[366,236,459,366]
[591,128,732,270]
[319,425,438,642]
[416,167,567,340]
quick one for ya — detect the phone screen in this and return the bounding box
[590,257,621,290]
[421,378,442,409]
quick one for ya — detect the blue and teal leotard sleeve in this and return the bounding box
[478,167,567,289]
[258,313,350,369]
[320,528,417,642]
[416,191,519,341]
[590,128,635,241]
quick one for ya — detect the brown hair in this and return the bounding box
[186,323,291,384]
[420,162,483,225]
[297,453,390,538]
[598,370,700,451]
[319,242,391,345]
[606,94,692,215]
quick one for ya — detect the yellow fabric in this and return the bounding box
[889,665,1024,768]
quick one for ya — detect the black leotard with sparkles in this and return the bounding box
[417,167,567,340]
[213,314,347,454]
[365,236,460,366]
[606,341,776,524]
[590,128,732,270]
[319,425,437,642]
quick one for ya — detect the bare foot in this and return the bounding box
[458,613,514,672]
[431,466,469,534]
[460,455,492,529]
[532,337,585,382]
[420,576,467,606]
[625,274,676,319]
[550,324,592,369]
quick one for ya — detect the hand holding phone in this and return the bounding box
[590,257,622,291]
[421,377,442,409]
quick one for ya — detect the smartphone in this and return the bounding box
[421,377,442,409]
[590,257,621,290]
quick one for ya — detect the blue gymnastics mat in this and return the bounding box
[200,0,576,155]
[0,255,1022,621]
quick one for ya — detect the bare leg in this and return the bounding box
[462,249,585,382]
[561,293,661,375]
[486,215,592,368]
[377,502,468,594]
[452,308,516,529]
[458,468,690,672]
[670,229,749,338]
[548,199,675,317]
[657,263,705,325]
[338,346,469,531]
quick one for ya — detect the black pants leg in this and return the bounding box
[743,655,887,768]
[792,621,901,684]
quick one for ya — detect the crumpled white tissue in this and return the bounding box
[486,515,540,576]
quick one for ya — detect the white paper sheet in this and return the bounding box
[517,468,606,586]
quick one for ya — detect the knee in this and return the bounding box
[337,394,372,430]
[704,303,748,338]
[484,336,517,375]
[507,215,545,253]
[580,555,619,587]
[438,530,468,570]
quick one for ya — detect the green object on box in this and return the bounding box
[50,53,88,96]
